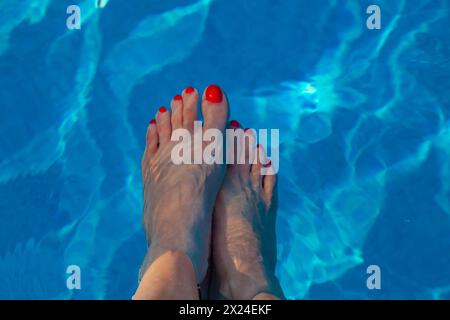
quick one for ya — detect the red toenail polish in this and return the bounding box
[205,85,223,103]
[174,94,182,101]
[150,119,156,125]
[185,87,195,94]
[230,120,240,128]
[159,106,167,113]
[264,160,272,167]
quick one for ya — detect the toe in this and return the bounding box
[238,127,256,173]
[142,119,158,171]
[156,106,172,144]
[201,85,229,133]
[182,87,198,131]
[263,167,277,204]
[251,143,267,188]
[225,120,241,168]
[171,94,183,130]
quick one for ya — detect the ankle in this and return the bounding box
[134,250,199,300]
[220,271,272,300]
[252,292,280,300]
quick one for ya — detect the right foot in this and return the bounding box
[140,85,229,284]
[211,126,283,300]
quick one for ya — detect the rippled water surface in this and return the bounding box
[0,0,449,299]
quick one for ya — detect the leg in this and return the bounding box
[253,293,280,300]
[133,251,198,300]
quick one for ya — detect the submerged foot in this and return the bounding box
[211,125,283,300]
[140,85,229,284]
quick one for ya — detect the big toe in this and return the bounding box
[201,85,229,133]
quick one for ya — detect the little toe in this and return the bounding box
[263,166,277,204]
[142,119,158,174]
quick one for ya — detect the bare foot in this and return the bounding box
[211,125,284,300]
[140,85,229,284]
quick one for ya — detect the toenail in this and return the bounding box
[230,120,240,128]
[150,119,156,125]
[159,106,167,113]
[174,94,182,101]
[185,87,195,94]
[205,85,223,103]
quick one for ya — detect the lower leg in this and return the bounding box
[253,293,280,300]
[133,251,199,300]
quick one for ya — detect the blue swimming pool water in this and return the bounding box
[0,0,449,299]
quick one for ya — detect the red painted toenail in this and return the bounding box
[150,119,156,125]
[185,87,195,94]
[159,106,167,113]
[230,120,240,128]
[174,94,182,101]
[205,85,223,103]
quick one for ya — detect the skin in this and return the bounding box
[133,86,282,300]
[210,129,282,299]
